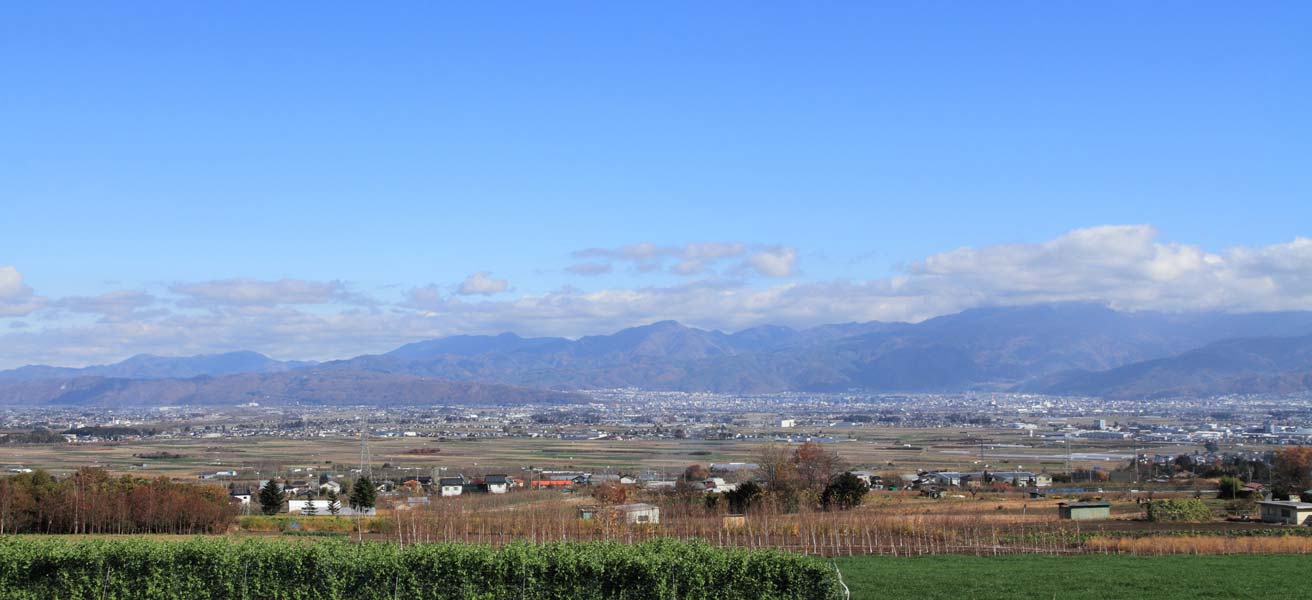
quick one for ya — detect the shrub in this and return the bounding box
[1146,499,1213,523]
[1218,476,1242,500]
[726,481,763,514]
[821,472,869,510]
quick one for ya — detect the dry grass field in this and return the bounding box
[1,427,1204,482]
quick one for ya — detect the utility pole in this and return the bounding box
[1132,437,1139,485]
[1065,437,1072,482]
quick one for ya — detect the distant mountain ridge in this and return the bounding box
[0,351,311,381]
[0,370,583,408]
[7,303,1312,403]
[1022,333,1312,399]
[314,304,1312,395]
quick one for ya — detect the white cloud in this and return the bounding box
[566,262,613,276]
[740,246,798,277]
[170,278,366,307]
[901,225,1312,312]
[52,290,157,320]
[7,226,1312,369]
[456,271,509,296]
[569,242,792,277]
[0,266,42,317]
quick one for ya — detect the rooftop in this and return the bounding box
[1258,501,1312,509]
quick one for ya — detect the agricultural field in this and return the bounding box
[833,553,1312,600]
[236,487,1312,558]
[4,534,1309,599]
[1,428,1201,482]
[0,537,838,600]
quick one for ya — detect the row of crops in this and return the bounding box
[0,537,840,600]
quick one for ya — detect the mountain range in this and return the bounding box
[6,303,1312,406]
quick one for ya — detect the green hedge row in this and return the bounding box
[0,537,839,600]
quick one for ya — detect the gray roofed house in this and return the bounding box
[439,477,465,497]
[485,474,511,494]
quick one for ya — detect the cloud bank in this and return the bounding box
[457,272,509,296]
[4,225,1312,368]
[569,242,797,277]
[0,267,43,317]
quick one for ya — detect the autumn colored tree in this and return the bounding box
[756,443,800,513]
[793,441,842,493]
[1273,446,1312,494]
[683,464,709,482]
[0,468,233,534]
[591,482,628,505]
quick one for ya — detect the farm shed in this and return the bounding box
[1257,501,1312,525]
[1058,501,1111,520]
[577,503,661,524]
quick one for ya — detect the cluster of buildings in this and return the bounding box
[916,470,1054,489]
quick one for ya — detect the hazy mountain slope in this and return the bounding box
[0,351,308,381]
[316,305,1312,393]
[0,370,584,408]
[1026,334,1312,398]
[386,333,570,361]
[11,304,1312,400]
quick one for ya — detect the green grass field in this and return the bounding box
[833,554,1311,600]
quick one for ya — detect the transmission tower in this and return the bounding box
[359,423,372,479]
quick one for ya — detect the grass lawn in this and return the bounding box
[832,553,1312,600]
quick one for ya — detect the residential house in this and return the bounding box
[485,474,511,494]
[850,470,884,490]
[709,463,759,474]
[439,476,465,497]
[989,471,1052,488]
[703,478,738,493]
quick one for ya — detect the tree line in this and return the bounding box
[0,468,234,535]
[680,441,869,515]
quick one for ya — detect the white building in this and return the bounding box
[779,419,796,428]
[614,503,660,524]
[580,503,660,524]
[485,474,511,494]
[287,499,333,515]
[703,478,738,493]
[439,476,465,497]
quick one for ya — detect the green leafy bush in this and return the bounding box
[1145,499,1213,523]
[0,537,839,600]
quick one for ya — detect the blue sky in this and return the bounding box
[2,3,1310,367]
